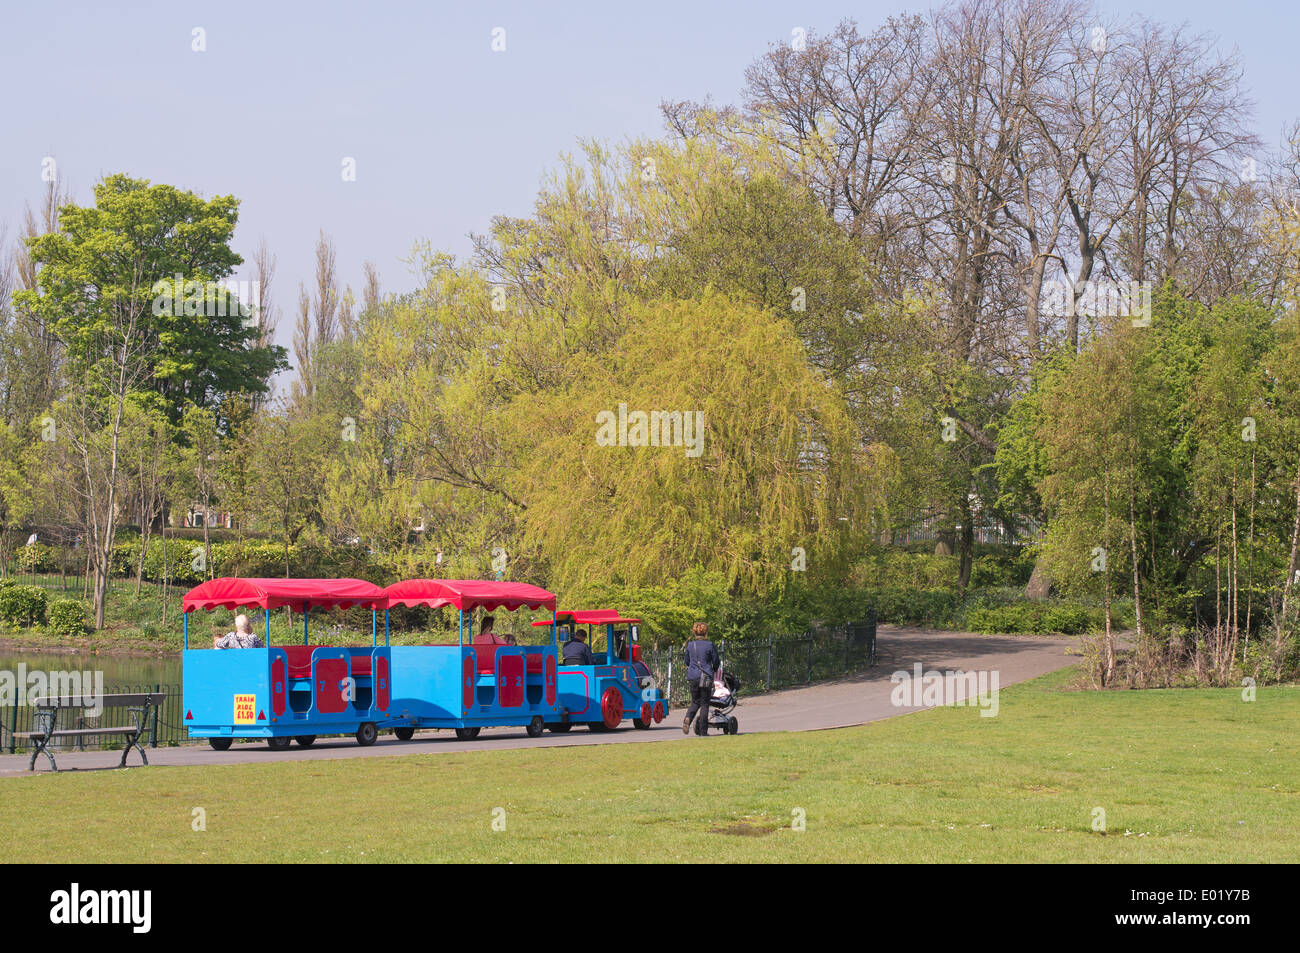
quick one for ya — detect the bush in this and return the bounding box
[0,585,49,626]
[46,599,89,637]
[15,542,57,573]
[963,601,1095,635]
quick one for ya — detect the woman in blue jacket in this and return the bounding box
[682,622,720,735]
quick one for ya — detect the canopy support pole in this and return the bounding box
[183,612,188,650]
[265,612,270,646]
[458,609,464,647]
[371,609,377,647]
[385,609,390,646]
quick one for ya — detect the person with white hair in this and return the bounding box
[213,613,263,649]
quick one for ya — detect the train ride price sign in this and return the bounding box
[233,694,256,724]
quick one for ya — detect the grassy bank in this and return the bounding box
[3,668,1297,862]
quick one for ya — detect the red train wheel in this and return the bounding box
[600,687,623,730]
[633,702,653,729]
[652,701,665,724]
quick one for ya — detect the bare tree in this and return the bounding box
[312,230,339,345]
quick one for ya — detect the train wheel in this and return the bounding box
[652,701,665,724]
[587,721,609,732]
[455,726,481,740]
[632,702,652,729]
[393,727,415,741]
[600,687,623,730]
[526,716,545,738]
[267,736,292,751]
[546,722,572,733]
[295,735,316,748]
[355,722,378,747]
[208,738,232,751]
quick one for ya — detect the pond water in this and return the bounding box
[0,650,182,690]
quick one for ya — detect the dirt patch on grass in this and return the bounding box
[710,816,780,836]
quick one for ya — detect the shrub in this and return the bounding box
[15,542,57,573]
[0,585,49,626]
[963,601,1096,635]
[46,599,89,637]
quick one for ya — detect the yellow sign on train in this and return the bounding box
[233,694,256,724]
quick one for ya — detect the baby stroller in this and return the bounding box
[705,669,741,735]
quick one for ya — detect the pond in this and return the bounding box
[0,650,182,690]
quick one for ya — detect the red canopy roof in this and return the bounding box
[531,610,642,626]
[383,579,556,613]
[181,578,387,613]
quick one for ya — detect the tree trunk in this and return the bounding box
[1129,486,1142,643]
[1025,557,1051,599]
[1278,455,1300,664]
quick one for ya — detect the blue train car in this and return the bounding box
[181,578,391,748]
[380,579,561,739]
[531,610,669,732]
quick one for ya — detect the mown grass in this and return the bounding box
[2,667,1297,862]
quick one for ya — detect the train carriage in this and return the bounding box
[181,577,391,749]
[379,578,561,739]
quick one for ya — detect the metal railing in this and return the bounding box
[4,682,184,753]
[642,614,876,707]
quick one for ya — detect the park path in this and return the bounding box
[0,626,1078,776]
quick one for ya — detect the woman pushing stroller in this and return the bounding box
[683,622,720,735]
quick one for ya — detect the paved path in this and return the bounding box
[0,627,1078,776]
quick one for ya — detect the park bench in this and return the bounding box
[15,693,164,772]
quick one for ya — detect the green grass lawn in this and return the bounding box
[2,667,1297,862]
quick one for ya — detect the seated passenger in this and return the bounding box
[213,613,263,649]
[562,627,596,666]
[473,614,507,646]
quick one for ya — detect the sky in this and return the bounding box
[3,0,1298,368]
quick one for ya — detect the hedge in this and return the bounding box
[0,585,49,626]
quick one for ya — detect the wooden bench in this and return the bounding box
[15,693,164,772]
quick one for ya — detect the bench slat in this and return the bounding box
[29,693,164,708]
[46,727,139,736]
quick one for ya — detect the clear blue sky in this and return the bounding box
[3,0,1296,362]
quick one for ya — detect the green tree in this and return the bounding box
[18,173,285,427]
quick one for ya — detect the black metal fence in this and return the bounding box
[642,614,876,708]
[3,682,185,753]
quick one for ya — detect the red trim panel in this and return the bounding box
[315,658,348,714]
[462,653,476,711]
[376,654,390,711]
[271,656,286,716]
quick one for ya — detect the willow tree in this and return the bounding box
[516,292,878,597]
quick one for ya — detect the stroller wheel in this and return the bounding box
[726,716,739,735]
